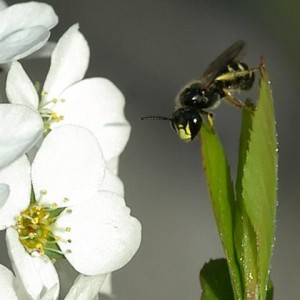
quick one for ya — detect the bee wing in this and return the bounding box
[199,40,246,87]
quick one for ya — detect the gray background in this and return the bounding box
[1,0,300,299]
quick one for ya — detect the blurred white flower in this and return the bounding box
[6,24,131,163]
[0,126,141,278]
[2,230,59,300]
[0,103,44,169]
[0,0,7,11]
[0,246,107,300]
[1,213,106,300]
[0,254,108,300]
[0,183,9,201]
[0,1,58,64]
[0,1,57,168]
[64,273,107,300]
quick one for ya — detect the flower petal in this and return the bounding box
[0,2,58,38]
[40,283,59,300]
[51,78,131,160]
[0,183,10,207]
[106,157,119,175]
[0,156,31,229]
[99,273,113,297]
[0,26,50,64]
[55,191,142,275]
[52,259,77,298]
[0,104,44,169]
[101,167,124,197]
[97,124,131,161]
[6,61,39,110]
[6,228,59,300]
[0,0,7,11]
[42,24,89,106]
[32,125,105,207]
[0,264,18,300]
[64,274,106,300]
[28,41,56,59]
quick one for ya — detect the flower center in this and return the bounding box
[36,86,65,135]
[14,190,71,261]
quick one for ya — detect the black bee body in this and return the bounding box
[142,41,256,142]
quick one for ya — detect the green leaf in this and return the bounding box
[200,125,242,299]
[266,279,274,300]
[200,258,234,300]
[234,101,259,298]
[241,67,278,298]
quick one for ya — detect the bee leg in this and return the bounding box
[207,113,214,128]
[201,110,215,129]
[222,88,255,111]
[216,67,258,82]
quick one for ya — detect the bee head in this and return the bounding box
[141,108,202,142]
[171,108,202,142]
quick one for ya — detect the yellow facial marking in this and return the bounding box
[175,124,192,142]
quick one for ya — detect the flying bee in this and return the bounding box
[142,40,256,142]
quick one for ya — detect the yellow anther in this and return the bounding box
[50,111,58,119]
[36,243,45,255]
[32,217,39,225]
[54,236,61,242]
[29,233,35,239]
[31,204,41,211]
[51,203,58,209]
[65,227,71,232]
[17,196,68,260]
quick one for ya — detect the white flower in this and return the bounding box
[0,125,141,278]
[0,1,58,64]
[0,1,57,168]
[0,0,7,11]
[0,183,9,201]
[1,221,106,300]
[0,103,44,169]
[6,24,131,163]
[0,255,106,300]
[3,229,59,300]
[64,273,107,300]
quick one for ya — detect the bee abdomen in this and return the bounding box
[222,61,255,90]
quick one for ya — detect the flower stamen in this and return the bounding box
[38,95,65,135]
[15,191,70,261]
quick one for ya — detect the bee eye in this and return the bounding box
[171,108,202,142]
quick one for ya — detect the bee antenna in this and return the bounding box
[141,116,171,121]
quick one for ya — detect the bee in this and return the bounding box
[142,40,256,142]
